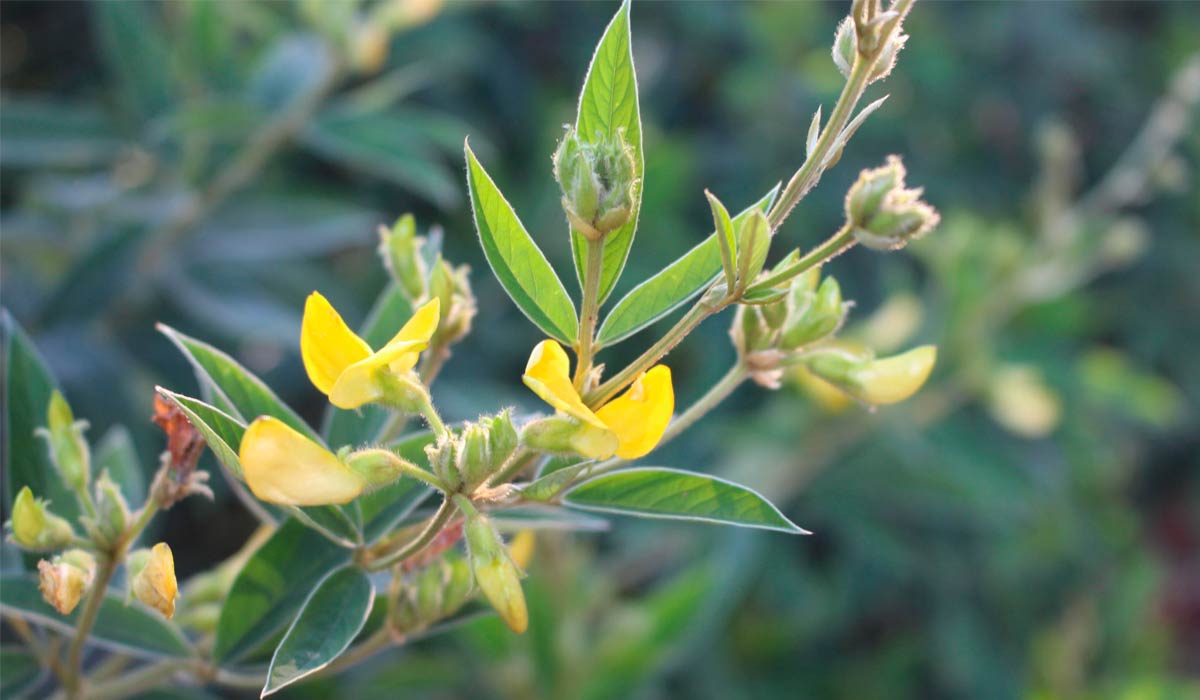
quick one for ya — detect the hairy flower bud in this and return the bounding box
[457,423,491,491]
[344,449,412,491]
[8,487,74,551]
[88,471,130,547]
[429,256,477,347]
[782,276,846,349]
[553,126,637,240]
[425,434,461,492]
[485,410,519,471]
[131,542,178,619]
[462,506,528,634]
[38,549,96,615]
[379,215,428,301]
[846,156,939,251]
[37,391,90,492]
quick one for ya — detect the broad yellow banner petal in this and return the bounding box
[522,340,606,429]
[301,292,371,395]
[595,365,674,459]
[239,416,364,505]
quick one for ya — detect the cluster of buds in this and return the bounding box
[732,267,850,388]
[425,410,519,494]
[37,549,96,615]
[845,156,940,252]
[390,547,475,638]
[832,0,910,85]
[379,214,477,350]
[553,126,638,240]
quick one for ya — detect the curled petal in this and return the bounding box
[595,365,674,459]
[381,297,441,372]
[301,292,372,395]
[132,543,178,620]
[329,339,426,409]
[522,340,606,429]
[239,417,364,505]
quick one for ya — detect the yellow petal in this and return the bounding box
[851,345,937,405]
[301,292,372,396]
[595,365,674,459]
[239,417,364,505]
[133,542,178,619]
[381,298,441,372]
[327,340,426,409]
[508,530,536,570]
[521,340,606,429]
[568,422,619,460]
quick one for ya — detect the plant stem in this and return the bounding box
[82,660,179,700]
[574,238,606,389]
[365,497,456,571]
[418,395,448,437]
[746,225,855,293]
[63,556,116,699]
[488,448,537,487]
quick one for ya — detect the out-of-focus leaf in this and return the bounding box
[322,286,413,449]
[597,185,779,346]
[1,312,79,557]
[569,0,644,304]
[490,505,609,534]
[214,520,352,664]
[0,646,43,697]
[304,110,461,208]
[94,425,145,505]
[521,461,594,503]
[162,271,300,345]
[0,99,121,169]
[91,2,174,119]
[263,566,374,696]
[0,575,191,659]
[249,35,334,111]
[465,143,578,344]
[39,226,148,325]
[183,199,379,264]
[563,468,807,533]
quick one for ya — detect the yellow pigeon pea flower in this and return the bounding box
[239,417,366,506]
[522,340,674,460]
[38,549,95,615]
[301,292,440,410]
[132,542,178,619]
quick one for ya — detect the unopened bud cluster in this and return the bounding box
[553,127,637,240]
[846,156,939,251]
[425,410,519,493]
[832,0,910,85]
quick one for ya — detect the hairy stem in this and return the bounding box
[574,238,606,389]
[63,557,116,699]
[365,497,456,571]
[746,225,855,293]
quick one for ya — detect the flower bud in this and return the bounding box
[553,126,637,240]
[485,410,519,470]
[8,487,74,551]
[376,370,435,415]
[344,449,411,491]
[429,257,477,346]
[846,156,939,251]
[379,215,428,301]
[38,549,96,615]
[425,434,461,492]
[131,542,178,619]
[731,305,779,356]
[457,423,491,491]
[88,471,130,547]
[37,391,90,492]
[782,276,845,349]
[462,508,528,634]
[520,415,617,460]
[414,559,447,622]
[808,345,936,406]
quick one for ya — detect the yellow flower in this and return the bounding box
[301,292,440,409]
[132,542,178,619]
[239,417,366,506]
[522,340,674,460]
[38,549,95,615]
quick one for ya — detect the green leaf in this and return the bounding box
[521,461,594,503]
[563,468,807,534]
[0,646,44,697]
[263,566,375,696]
[321,286,413,448]
[707,190,737,288]
[1,312,79,560]
[465,142,578,344]
[570,0,643,305]
[0,575,192,659]
[596,186,779,346]
[214,520,352,663]
[0,98,120,169]
[737,210,771,285]
[360,431,437,542]
[91,1,173,119]
[94,425,145,505]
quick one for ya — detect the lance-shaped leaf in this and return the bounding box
[214,520,352,663]
[0,575,191,659]
[263,566,375,696]
[596,186,778,346]
[563,467,808,534]
[569,0,643,305]
[465,142,578,344]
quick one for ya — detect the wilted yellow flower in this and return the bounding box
[38,549,95,615]
[239,417,365,506]
[301,292,439,409]
[522,340,674,460]
[132,542,178,619]
[8,486,74,551]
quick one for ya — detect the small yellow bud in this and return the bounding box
[38,549,96,615]
[132,542,178,619]
[986,365,1062,438]
[462,506,527,634]
[8,487,74,551]
[849,345,938,405]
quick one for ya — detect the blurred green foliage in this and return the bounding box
[2,1,1198,698]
